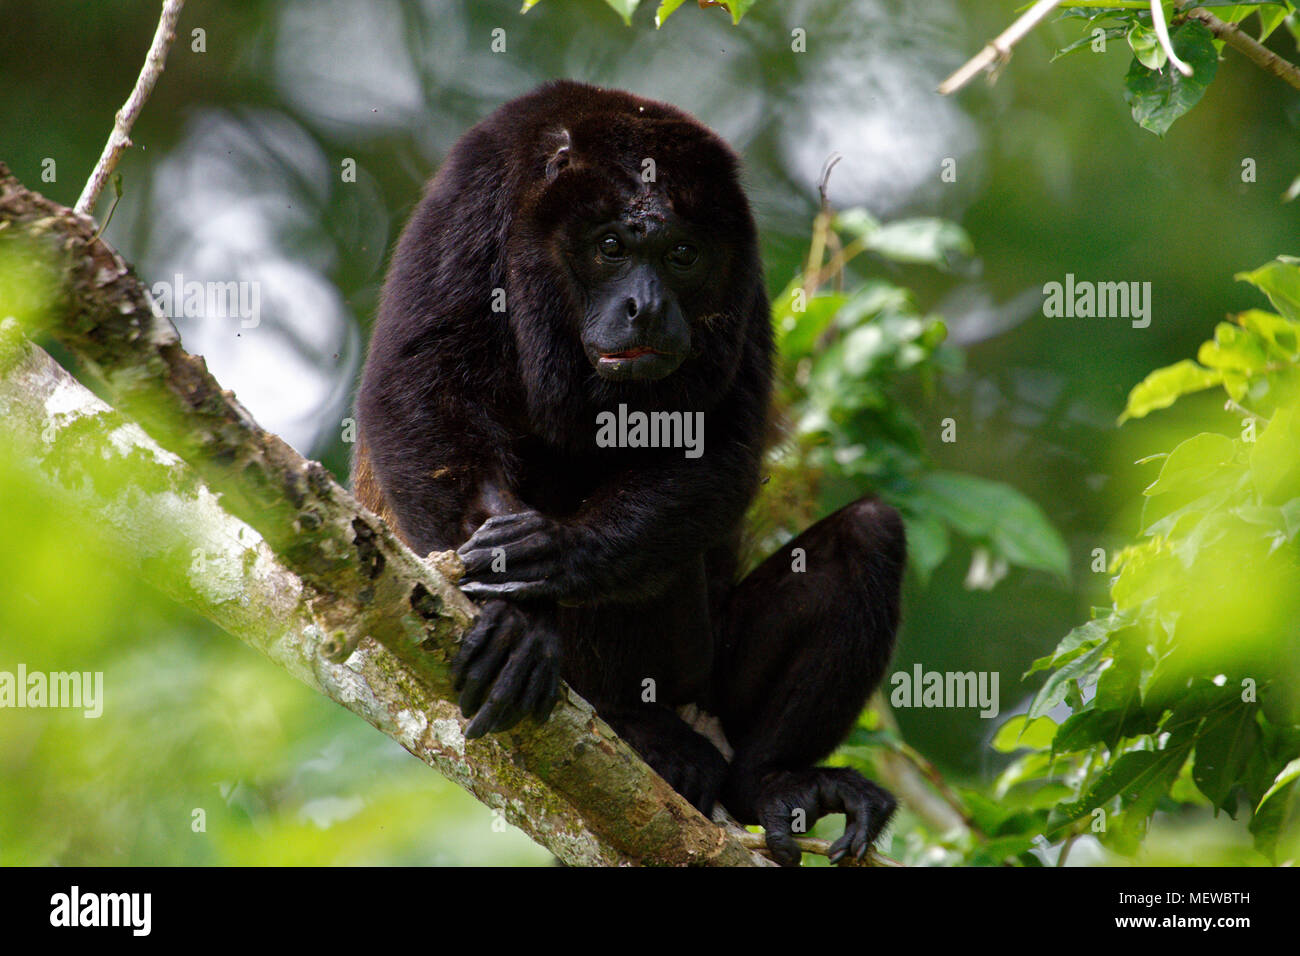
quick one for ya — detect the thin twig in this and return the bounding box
[75,0,186,216]
[732,830,904,866]
[1185,6,1300,91]
[938,0,1064,95]
[1056,832,1079,866]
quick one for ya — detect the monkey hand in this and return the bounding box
[450,600,562,739]
[455,510,587,602]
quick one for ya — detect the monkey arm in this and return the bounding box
[456,435,761,604]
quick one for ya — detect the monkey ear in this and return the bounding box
[544,128,572,181]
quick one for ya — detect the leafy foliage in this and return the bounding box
[991,257,1300,865]
[749,210,1068,587]
[1057,2,1299,136]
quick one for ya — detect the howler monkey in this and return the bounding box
[353,80,905,866]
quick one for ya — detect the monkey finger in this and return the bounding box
[536,667,561,723]
[451,629,493,691]
[853,824,871,861]
[848,802,876,860]
[459,579,552,601]
[515,660,552,724]
[464,649,533,738]
[826,831,853,865]
[458,535,556,581]
[465,691,524,739]
[472,511,543,532]
[466,698,525,739]
[458,513,549,555]
[456,629,518,715]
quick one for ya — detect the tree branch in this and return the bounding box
[1185,6,1300,91]
[76,0,187,216]
[0,323,622,864]
[938,0,1064,95]
[0,164,771,866]
[941,1,1300,96]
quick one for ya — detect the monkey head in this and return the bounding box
[508,109,762,392]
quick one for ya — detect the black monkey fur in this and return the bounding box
[353,80,905,866]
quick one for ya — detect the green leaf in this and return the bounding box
[1142,432,1237,501]
[1025,617,1116,677]
[1119,359,1223,423]
[1236,257,1300,322]
[603,0,641,25]
[654,0,687,26]
[1217,4,1262,27]
[1054,709,1118,752]
[1259,3,1292,41]
[1197,321,1273,375]
[773,285,844,357]
[1128,21,1167,70]
[967,834,1041,866]
[833,280,914,331]
[1122,20,1219,136]
[993,715,1058,753]
[1059,745,1190,826]
[994,751,1056,794]
[1137,433,1241,535]
[862,218,973,269]
[1052,27,1127,61]
[1192,703,1260,814]
[1092,627,1143,709]
[1250,401,1300,505]
[1258,757,1300,810]
[915,472,1070,578]
[901,512,950,583]
[1251,773,1300,863]
[1237,309,1300,358]
[1028,643,1107,719]
[833,208,881,241]
[721,0,757,24]
[1055,707,1159,749]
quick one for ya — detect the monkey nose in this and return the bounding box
[625,296,665,329]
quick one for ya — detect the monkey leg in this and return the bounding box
[713,496,906,866]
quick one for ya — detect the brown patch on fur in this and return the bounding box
[351,437,408,546]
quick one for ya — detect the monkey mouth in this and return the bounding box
[592,345,684,381]
[599,346,671,361]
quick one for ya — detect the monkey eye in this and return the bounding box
[665,243,699,269]
[598,234,626,261]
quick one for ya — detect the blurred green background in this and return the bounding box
[1,0,1296,865]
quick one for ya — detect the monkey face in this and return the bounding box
[570,207,705,382]
[507,101,762,412]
